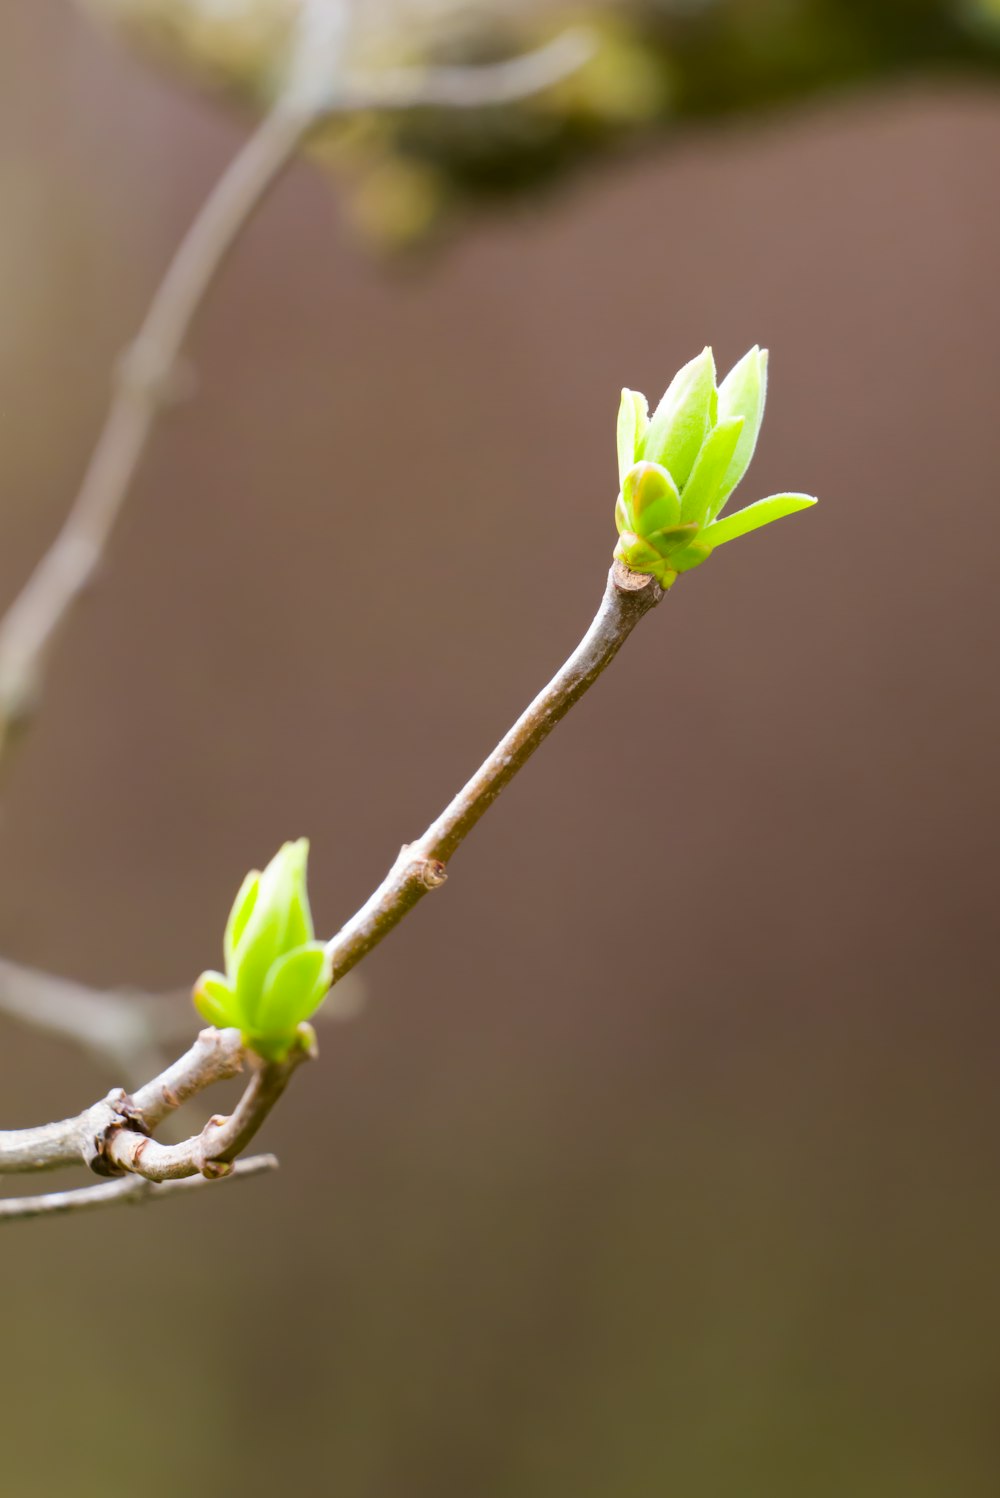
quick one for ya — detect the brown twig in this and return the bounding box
[0,1027,247,1175]
[0,563,662,1214]
[325,562,663,982]
[0,1153,279,1224]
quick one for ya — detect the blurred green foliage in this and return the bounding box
[78,0,1000,245]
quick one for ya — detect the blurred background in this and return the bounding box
[1,2,999,1494]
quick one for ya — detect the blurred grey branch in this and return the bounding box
[337,28,593,111]
[0,11,591,768]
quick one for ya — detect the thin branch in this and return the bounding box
[0,1154,278,1225]
[326,562,663,983]
[0,23,592,769]
[0,98,311,763]
[0,563,660,1200]
[102,1044,310,1181]
[0,1022,308,1191]
[0,1027,246,1175]
[0,956,169,1084]
[337,29,595,112]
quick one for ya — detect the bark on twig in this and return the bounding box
[325,562,663,982]
[0,1153,278,1224]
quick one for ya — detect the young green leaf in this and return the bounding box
[224,870,260,971]
[193,972,237,1030]
[255,942,332,1047]
[616,388,648,486]
[712,347,768,518]
[702,493,817,548]
[622,461,681,534]
[643,348,717,488]
[679,416,745,527]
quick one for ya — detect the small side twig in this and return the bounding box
[0,955,170,1084]
[336,29,594,112]
[326,562,663,982]
[0,1027,247,1175]
[0,1153,278,1224]
[101,1043,310,1181]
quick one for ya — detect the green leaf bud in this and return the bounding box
[622,461,680,534]
[192,838,331,1060]
[193,972,237,1030]
[610,348,815,587]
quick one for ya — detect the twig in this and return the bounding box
[337,29,595,112]
[102,1043,310,1180]
[0,1153,278,1224]
[0,955,170,1084]
[0,23,592,768]
[0,1027,247,1174]
[0,98,312,763]
[0,563,660,1202]
[325,562,663,983]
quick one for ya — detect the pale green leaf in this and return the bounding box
[193,971,237,1030]
[702,493,817,549]
[224,870,259,974]
[616,389,648,486]
[712,347,768,518]
[679,416,745,527]
[643,348,717,488]
[623,461,680,536]
[255,942,331,1038]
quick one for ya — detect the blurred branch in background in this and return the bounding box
[73,0,1000,247]
[0,7,591,770]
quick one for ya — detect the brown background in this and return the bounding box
[1,4,999,1496]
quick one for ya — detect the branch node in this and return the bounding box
[611,559,663,598]
[414,857,448,890]
[84,1090,150,1178]
[199,1158,234,1181]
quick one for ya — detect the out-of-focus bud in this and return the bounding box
[193,838,331,1060]
[613,346,815,589]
